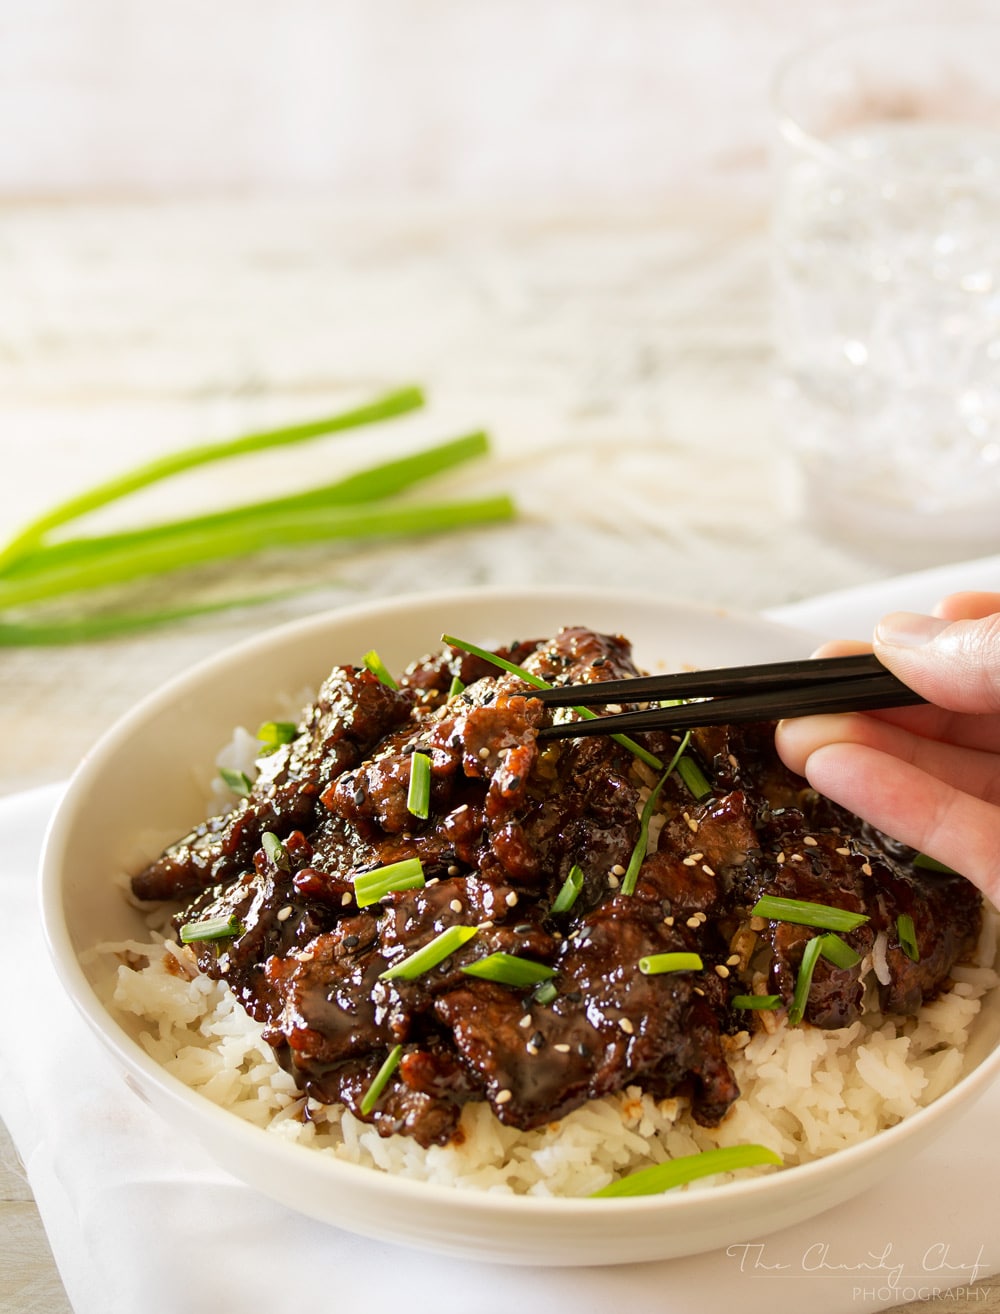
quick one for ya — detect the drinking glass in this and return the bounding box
[771,17,1000,564]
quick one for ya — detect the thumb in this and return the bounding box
[874,610,1000,714]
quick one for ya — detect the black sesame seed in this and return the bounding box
[343,934,360,948]
[512,922,532,935]
[530,1030,545,1049]
[576,1042,591,1058]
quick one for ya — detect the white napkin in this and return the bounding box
[3,556,999,1314]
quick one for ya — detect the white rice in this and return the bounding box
[94,721,1000,1198]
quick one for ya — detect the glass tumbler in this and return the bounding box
[771,17,1000,564]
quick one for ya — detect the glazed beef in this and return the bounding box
[133,628,983,1148]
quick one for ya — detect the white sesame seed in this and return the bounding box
[277,906,293,922]
[727,953,741,966]
[790,853,804,862]
[776,851,786,864]
[607,874,620,889]
[505,891,519,907]
[715,964,730,979]
[701,864,716,877]
[341,892,353,906]
[682,857,697,867]
[449,899,463,913]
[611,864,626,877]
[478,747,490,760]
[518,1014,533,1029]
[686,916,700,929]
[862,862,873,876]
[663,916,675,927]
[618,1017,634,1035]
[686,817,700,833]
[478,919,494,930]
[693,987,705,997]
[690,853,704,862]
[836,847,851,857]
[495,1089,512,1105]
[426,877,440,887]
[554,1043,571,1053]
[804,835,819,847]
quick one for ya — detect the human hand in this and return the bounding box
[775,591,1000,903]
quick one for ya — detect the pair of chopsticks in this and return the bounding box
[535,653,925,741]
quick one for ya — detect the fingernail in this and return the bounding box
[875,611,951,648]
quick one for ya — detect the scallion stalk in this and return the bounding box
[551,863,585,914]
[732,994,781,1011]
[179,914,243,944]
[353,858,426,909]
[897,912,920,962]
[406,751,431,819]
[362,650,398,689]
[788,935,825,1025]
[751,894,869,934]
[359,1044,404,1116]
[460,952,555,988]
[379,925,478,981]
[590,1144,782,1198]
[262,832,290,871]
[257,720,298,752]
[621,733,692,897]
[817,932,862,970]
[638,952,704,975]
[218,767,253,797]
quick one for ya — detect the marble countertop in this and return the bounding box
[1,197,994,1313]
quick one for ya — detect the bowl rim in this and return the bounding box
[39,584,1000,1221]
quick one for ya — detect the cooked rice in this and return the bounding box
[94,721,1000,1198]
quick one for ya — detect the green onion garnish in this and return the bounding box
[913,853,958,875]
[817,932,862,970]
[897,912,920,962]
[218,766,253,797]
[359,1044,404,1116]
[406,751,431,820]
[621,732,692,897]
[379,925,478,981]
[179,914,242,944]
[362,649,398,689]
[257,720,297,753]
[788,935,825,1025]
[461,952,555,988]
[732,994,781,1011]
[533,980,558,1005]
[751,894,870,933]
[262,831,290,870]
[551,863,584,914]
[441,634,663,772]
[638,952,704,975]
[590,1144,782,1198]
[353,858,426,908]
[447,675,465,698]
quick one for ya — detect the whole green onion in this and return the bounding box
[590,1144,782,1198]
[752,894,870,934]
[379,925,478,981]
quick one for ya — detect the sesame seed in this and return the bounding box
[518,1014,533,1029]
[804,835,819,847]
[693,987,705,997]
[526,1043,539,1056]
[618,1017,634,1035]
[701,864,716,876]
[607,874,620,889]
[447,865,460,876]
[727,953,741,966]
[478,747,490,760]
[686,916,700,929]
[505,891,519,907]
[776,851,786,864]
[714,964,730,979]
[862,862,873,876]
[790,853,804,862]
[750,915,766,932]
[727,753,739,768]
[449,899,463,913]
[495,1089,512,1105]
[341,892,353,906]
[554,1042,571,1053]
[836,846,851,857]
[426,877,440,887]
[690,853,704,862]
[682,857,697,867]
[686,817,700,834]
[663,916,675,926]
[478,919,494,930]
[277,906,293,922]
[611,864,626,877]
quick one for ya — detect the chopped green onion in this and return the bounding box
[353,858,426,908]
[590,1144,782,1198]
[179,914,243,944]
[788,935,825,1025]
[218,766,253,797]
[622,733,691,897]
[913,853,958,875]
[448,675,465,698]
[897,912,920,962]
[379,925,478,981]
[359,1044,404,1116]
[406,751,431,820]
[257,720,298,753]
[751,894,870,933]
[639,952,704,975]
[441,634,663,772]
[362,649,398,689]
[461,952,555,988]
[817,932,862,970]
[262,831,290,871]
[551,863,584,914]
[676,755,712,802]
[532,980,558,1005]
[732,994,781,1011]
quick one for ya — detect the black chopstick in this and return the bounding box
[531,652,892,707]
[535,656,925,741]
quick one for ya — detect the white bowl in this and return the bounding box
[40,587,1000,1267]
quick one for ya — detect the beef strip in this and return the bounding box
[133,629,984,1148]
